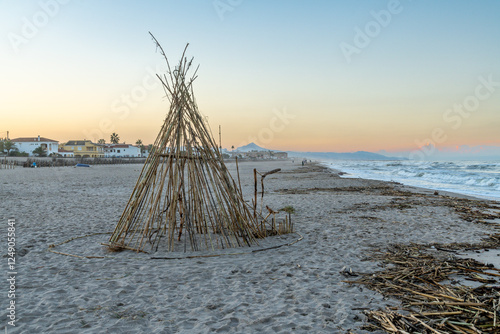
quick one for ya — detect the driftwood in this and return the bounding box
[253,168,281,215]
[260,168,281,201]
[346,234,500,333]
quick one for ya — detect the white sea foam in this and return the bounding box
[322,160,500,200]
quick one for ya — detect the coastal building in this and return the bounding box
[229,150,288,160]
[103,144,141,158]
[272,152,288,159]
[11,136,59,156]
[62,140,104,158]
[57,149,74,157]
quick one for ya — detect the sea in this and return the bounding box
[321,160,500,201]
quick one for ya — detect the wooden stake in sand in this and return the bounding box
[107,34,265,253]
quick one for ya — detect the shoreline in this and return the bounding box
[1,161,499,332]
[316,159,500,202]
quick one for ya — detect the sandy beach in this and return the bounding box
[1,160,499,333]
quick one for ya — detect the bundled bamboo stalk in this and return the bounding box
[107,34,268,253]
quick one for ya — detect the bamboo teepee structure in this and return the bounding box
[107,35,263,253]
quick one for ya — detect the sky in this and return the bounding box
[1,0,499,157]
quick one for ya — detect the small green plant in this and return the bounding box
[277,205,295,233]
[280,205,295,215]
[280,205,295,225]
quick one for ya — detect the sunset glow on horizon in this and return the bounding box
[1,0,499,156]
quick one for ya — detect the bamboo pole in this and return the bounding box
[235,156,242,195]
[253,168,257,218]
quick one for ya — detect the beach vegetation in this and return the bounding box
[279,206,295,232]
[136,139,145,154]
[2,140,15,155]
[280,205,295,215]
[9,150,27,157]
[32,145,47,157]
[8,148,23,156]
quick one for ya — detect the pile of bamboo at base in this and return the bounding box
[347,234,500,333]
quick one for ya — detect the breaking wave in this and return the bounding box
[322,160,500,200]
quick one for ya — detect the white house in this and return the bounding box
[104,144,141,158]
[11,136,59,156]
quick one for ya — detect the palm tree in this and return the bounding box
[32,146,47,157]
[136,139,145,155]
[3,140,14,155]
[98,139,105,144]
[110,133,120,144]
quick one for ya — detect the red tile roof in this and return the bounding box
[11,137,58,143]
[106,144,135,148]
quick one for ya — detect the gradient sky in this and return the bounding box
[1,0,499,154]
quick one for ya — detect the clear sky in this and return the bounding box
[1,0,499,154]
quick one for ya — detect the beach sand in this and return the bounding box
[1,161,499,333]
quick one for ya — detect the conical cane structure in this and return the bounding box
[108,36,263,252]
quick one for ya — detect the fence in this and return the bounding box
[0,157,147,168]
[0,159,16,169]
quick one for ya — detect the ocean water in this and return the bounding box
[321,160,500,201]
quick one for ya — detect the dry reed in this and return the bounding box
[107,34,292,253]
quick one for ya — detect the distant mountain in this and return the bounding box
[288,151,403,161]
[236,143,269,152]
[234,143,402,160]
